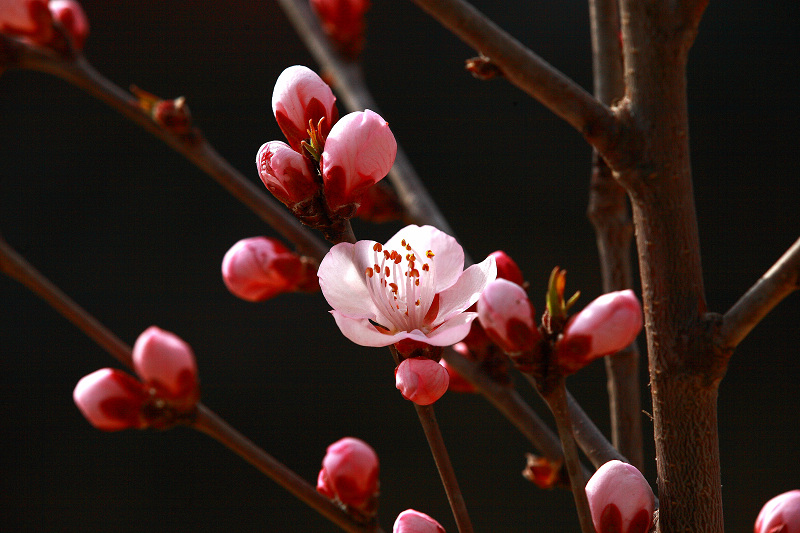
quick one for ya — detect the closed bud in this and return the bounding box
[477,278,540,355]
[256,141,319,208]
[395,357,449,406]
[73,368,147,431]
[48,0,88,51]
[522,453,563,489]
[310,0,370,58]
[393,509,446,533]
[558,289,642,374]
[222,236,318,302]
[321,109,397,218]
[317,437,379,515]
[272,65,338,152]
[132,326,198,407]
[755,490,800,533]
[0,0,52,45]
[489,250,525,286]
[585,460,655,533]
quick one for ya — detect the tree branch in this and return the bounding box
[406,0,620,157]
[719,237,800,349]
[6,36,329,261]
[586,0,644,470]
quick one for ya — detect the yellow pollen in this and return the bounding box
[426,250,434,259]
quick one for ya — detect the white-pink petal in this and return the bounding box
[435,255,496,322]
[384,225,464,293]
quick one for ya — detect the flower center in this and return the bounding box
[364,239,436,333]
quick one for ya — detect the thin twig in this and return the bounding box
[0,235,383,533]
[586,0,644,470]
[406,0,620,157]
[720,237,800,349]
[9,40,329,261]
[0,233,133,368]
[413,403,474,533]
[542,380,595,533]
[192,405,385,533]
[274,0,459,239]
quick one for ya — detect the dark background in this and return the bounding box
[1,1,798,531]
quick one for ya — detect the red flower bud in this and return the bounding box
[272,65,338,152]
[489,250,525,286]
[317,437,379,514]
[558,289,642,374]
[132,326,198,407]
[222,236,318,302]
[522,453,562,489]
[393,509,446,533]
[755,490,800,533]
[48,0,88,51]
[321,109,397,217]
[310,0,370,58]
[477,279,540,355]
[73,368,147,431]
[0,0,53,45]
[585,460,655,533]
[256,141,319,208]
[395,357,449,406]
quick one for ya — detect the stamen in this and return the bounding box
[373,243,382,252]
[366,267,373,277]
[422,264,430,271]
[426,250,434,259]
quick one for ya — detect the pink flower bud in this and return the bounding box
[585,460,655,533]
[477,278,540,355]
[755,490,800,533]
[272,65,338,152]
[222,236,317,302]
[558,289,642,374]
[0,0,52,44]
[393,509,446,533]
[317,437,379,513]
[395,357,449,405]
[73,368,147,431]
[132,326,198,405]
[321,109,397,217]
[489,250,525,286]
[48,0,88,51]
[256,141,319,208]
[310,0,370,58]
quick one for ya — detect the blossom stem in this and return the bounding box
[9,39,329,262]
[0,233,383,533]
[390,348,473,533]
[542,378,595,533]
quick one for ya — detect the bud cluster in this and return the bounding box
[259,65,397,242]
[72,327,199,431]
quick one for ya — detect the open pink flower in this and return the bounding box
[755,490,800,533]
[318,225,496,350]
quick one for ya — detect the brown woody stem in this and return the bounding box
[720,237,800,349]
[8,39,329,261]
[586,0,644,470]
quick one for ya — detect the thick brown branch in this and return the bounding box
[720,237,800,349]
[407,0,620,156]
